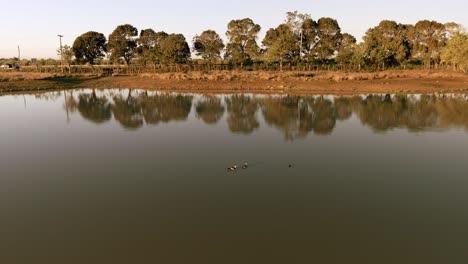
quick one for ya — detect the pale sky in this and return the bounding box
[0,0,466,59]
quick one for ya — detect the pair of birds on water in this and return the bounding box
[227,162,248,171]
[227,162,293,171]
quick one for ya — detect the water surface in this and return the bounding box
[1,89,468,264]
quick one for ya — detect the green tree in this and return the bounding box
[409,20,447,65]
[193,30,225,64]
[444,22,466,39]
[160,34,191,64]
[336,33,357,65]
[72,31,107,64]
[441,33,468,71]
[108,24,138,64]
[262,24,297,70]
[363,20,411,68]
[225,18,261,67]
[301,17,318,61]
[57,45,74,70]
[312,18,343,62]
[285,11,312,59]
[137,29,168,65]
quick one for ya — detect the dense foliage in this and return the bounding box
[63,13,467,71]
[72,31,107,64]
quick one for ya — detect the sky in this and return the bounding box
[0,0,467,59]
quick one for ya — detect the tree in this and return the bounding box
[409,20,447,65]
[108,24,138,64]
[444,22,466,39]
[335,33,357,65]
[262,24,297,70]
[363,20,411,67]
[312,18,343,62]
[441,33,468,71]
[225,18,261,66]
[137,29,168,65]
[301,17,318,61]
[160,34,191,64]
[193,30,225,64]
[72,31,107,64]
[57,45,74,70]
[285,11,312,59]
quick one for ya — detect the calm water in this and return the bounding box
[1,89,468,264]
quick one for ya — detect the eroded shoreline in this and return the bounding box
[1,70,467,95]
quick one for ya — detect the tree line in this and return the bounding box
[59,11,466,71]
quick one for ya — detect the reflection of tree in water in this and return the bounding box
[225,95,259,134]
[260,96,338,139]
[334,97,356,120]
[356,95,441,132]
[261,96,313,141]
[139,93,193,125]
[35,91,63,101]
[112,89,144,129]
[308,97,337,135]
[63,91,78,113]
[436,96,468,130]
[77,90,112,124]
[356,95,406,131]
[400,95,438,130]
[195,96,225,124]
[55,91,468,133]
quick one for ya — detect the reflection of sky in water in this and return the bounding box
[1,90,468,264]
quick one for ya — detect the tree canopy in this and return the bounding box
[263,24,297,70]
[72,31,107,64]
[441,33,468,71]
[137,29,168,65]
[68,13,465,70]
[159,34,191,64]
[225,18,261,66]
[193,30,225,64]
[363,20,411,67]
[409,20,447,64]
[108,24,138,64]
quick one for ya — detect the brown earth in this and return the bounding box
[1,70,467,95]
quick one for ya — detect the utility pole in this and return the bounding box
[17,45,20,61]
[57,34,64,73]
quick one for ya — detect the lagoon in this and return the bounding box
[1,89,468,263]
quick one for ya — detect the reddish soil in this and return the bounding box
[1,70,467,95]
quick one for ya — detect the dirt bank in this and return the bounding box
[1,70,467,95]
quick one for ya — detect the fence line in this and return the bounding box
[10,63,465,75]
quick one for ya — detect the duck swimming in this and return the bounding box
[242,162,248,169]
[227,165,237,171]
